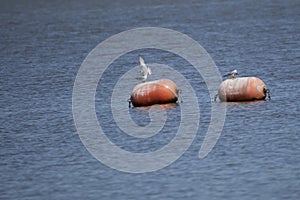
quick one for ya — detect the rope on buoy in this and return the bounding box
[127,98,132,108]
[178,89,183,103]
[214,93,219,102]
[265,89,271,101]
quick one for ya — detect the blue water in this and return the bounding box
[1,0,300,199]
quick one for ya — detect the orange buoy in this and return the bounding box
[130,79,179,107]
[218,77,268,102]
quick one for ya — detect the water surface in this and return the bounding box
[1,0,299,199]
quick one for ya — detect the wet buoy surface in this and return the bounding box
[218,77,267,102]
[130,79,179,107]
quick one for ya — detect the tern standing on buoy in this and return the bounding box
[136,55,152,82]
[223,69,238,78]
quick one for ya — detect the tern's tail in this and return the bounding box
[148,67,152,75]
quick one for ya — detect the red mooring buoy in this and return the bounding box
[130,79,179,107]
[218,77,268,102]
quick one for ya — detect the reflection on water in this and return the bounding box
[133,103,180,111]
[220,100,267,106]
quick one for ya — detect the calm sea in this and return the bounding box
[1,0,299,199]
